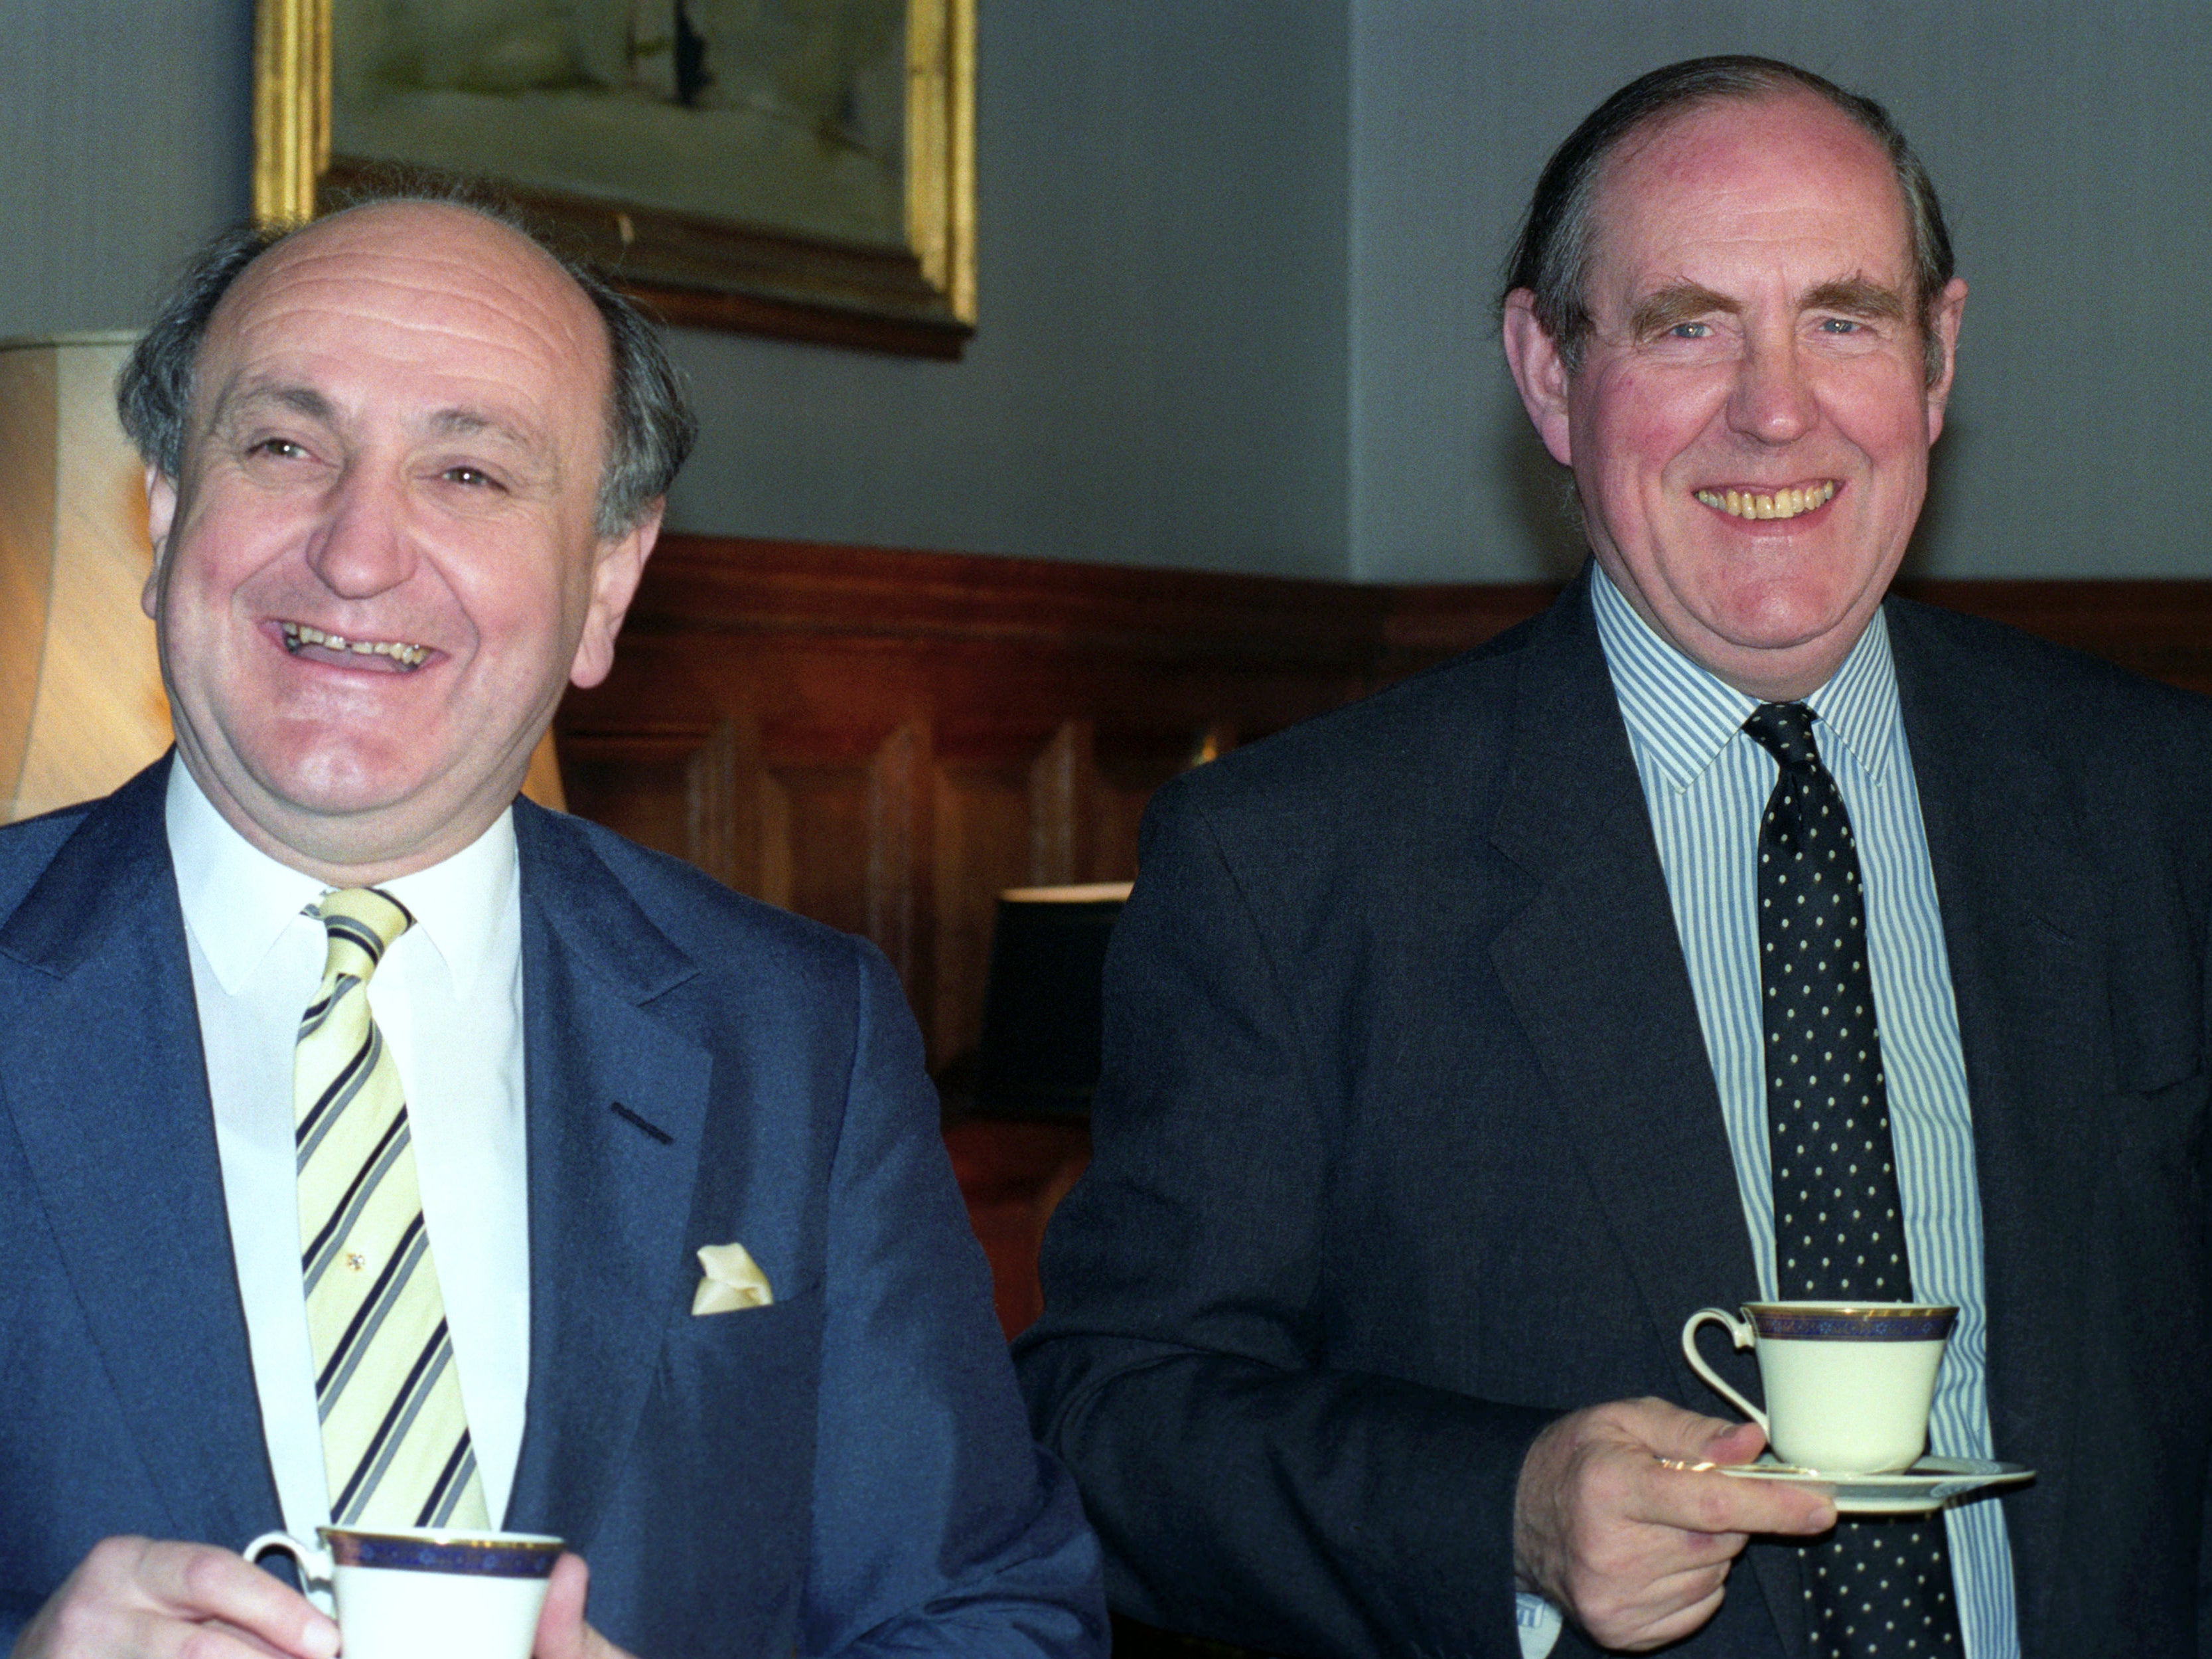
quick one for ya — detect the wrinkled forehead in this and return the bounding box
[194,203,613,447]
[1585,91,1916,293]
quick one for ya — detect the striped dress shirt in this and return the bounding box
[1516,573,2022,1657]
[1577,566,2019,1656]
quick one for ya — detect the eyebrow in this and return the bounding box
[206,380,334,432]
[1627,276,1911,340]
[1629,284,1736,339]
[1802,277,1907,320]
[206,380,551,461]
[424,406,552,459]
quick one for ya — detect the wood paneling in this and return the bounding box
[557,534,2212,1336]
[1890,578,2212,698]
[556,533,1504,1072]
[565,540,2212,1075]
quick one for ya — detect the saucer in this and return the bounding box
[1716,1455,2033,1516]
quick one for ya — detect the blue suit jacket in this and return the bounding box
[1019,573,2212,1658]
[0,757,1104,1656]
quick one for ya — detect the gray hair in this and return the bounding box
[117,186,698,538]
[1501,56,1956,386]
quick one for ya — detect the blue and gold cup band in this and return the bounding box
[1743,1303,1958,1342]
[319,1528,563,1579]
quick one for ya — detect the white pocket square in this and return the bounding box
[692,1241,774,1314]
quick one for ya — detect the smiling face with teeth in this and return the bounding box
[141,202,660,882]
[1502,90,1966,700]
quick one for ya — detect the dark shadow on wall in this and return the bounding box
[1897,415,1968,578]
[1493,380,1590,580]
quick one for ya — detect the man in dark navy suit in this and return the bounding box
[1020,57,2211,1659]
[0,197,1102,1658]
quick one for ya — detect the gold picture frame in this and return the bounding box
[254,0,975,360]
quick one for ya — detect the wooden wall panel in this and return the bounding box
[559,534,2212,1089]
[557,534,2212,1338]
[1891,578,2212,698]
[931,756,1032,1073]
[557,534,1461,1074]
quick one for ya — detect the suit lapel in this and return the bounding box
[1886,601,2097,1632]
[0,759,280,1545]
[502,803,711,1545]
[1485,582,1803,1655]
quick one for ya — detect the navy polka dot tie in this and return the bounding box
[1745,703,1962,1658]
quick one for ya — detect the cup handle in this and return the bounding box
[1680,1306,1768,1433]
[243,1530,334,1595]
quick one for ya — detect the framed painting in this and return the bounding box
[254,0,974,358]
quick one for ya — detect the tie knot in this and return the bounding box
[311,887,412,982]
[1743,700,1821,770]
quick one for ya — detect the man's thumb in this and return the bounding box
[532,1552,591,1659]
[1698,1415,1768,1466]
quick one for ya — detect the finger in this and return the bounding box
[1632,1398,1761,1465]
[199,1618,311,1658]
[1573,1554,1735,1652]
[534,1552,592,1659]
[1620,1576,1732,1653]
[32,1605,303,1659]
[1621,1403,1837,1536]
[1638,1461,1836,1538]
[1699,1419,1769,1465]
[135,1540,338,1658]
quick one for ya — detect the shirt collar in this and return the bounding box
[1590,563,1901,788]
[164,760,519,997]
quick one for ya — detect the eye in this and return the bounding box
[250,437,309,460]
[1818,317,1866,335]
[442,465,502,489]
[1667,321,1713,339]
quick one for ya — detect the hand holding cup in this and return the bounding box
[245,1526,563,1659]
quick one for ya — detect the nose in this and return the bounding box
[1726,335,1818,446]
[305,464,417,598]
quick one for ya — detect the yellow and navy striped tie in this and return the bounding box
[295,887,488,1530]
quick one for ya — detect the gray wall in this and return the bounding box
[0,0,252,342]
[3,4,2204,584]
[664,3,1351,574]
[0,0,1353,581]
[1351,0,2212,581]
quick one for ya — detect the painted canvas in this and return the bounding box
[332,1,907,248]
[261,0,974,356]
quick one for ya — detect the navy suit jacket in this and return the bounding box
[1017,572,2212,1658]
[0,757,1104,1656]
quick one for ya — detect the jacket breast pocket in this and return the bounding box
[588,1283,829,1654]
[2095,1073,2208,1322]
[2106,927,2203,1098]
[656,1276,826,1423]
[628,1284,824,1559]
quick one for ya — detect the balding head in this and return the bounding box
[1500,56,1956,387]
[135,197,675,882]
[120,194,695,538]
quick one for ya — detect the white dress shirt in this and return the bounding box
[165,761,532,1536]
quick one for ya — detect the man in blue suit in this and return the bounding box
[0,197,1102,1658]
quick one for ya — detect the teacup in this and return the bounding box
[244,1526,563,1659]
[1681,1301,1957,1474]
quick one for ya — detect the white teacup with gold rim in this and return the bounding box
[1681,1301,1958,1475]
[244,1526,562,1659]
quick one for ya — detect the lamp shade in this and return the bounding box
[972,882,1131,1115]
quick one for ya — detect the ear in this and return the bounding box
[141,465,178,621]
[1501,289,1576,467]
[568,503,663,690]
[1921,277,1968,443]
